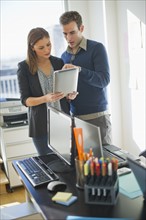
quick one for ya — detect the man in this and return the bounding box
[59,11,112,145]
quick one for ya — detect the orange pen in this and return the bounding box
[89,147,93,157]
[102,162,107,176]
[83,152,87,161]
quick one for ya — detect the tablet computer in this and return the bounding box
[53,68,79,95]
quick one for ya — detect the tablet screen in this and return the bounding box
[53,68,79,95]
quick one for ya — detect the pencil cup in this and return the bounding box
[75,157,85,189]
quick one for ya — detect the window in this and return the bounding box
[127,10,145,151]
[0,0,66,99]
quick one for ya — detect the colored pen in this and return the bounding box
[114,158,118,179]
[95,162,100,177]
[89,147,93,157]
[107,161,113,186]
[83,152,87,162]
[94,161,101,197]
[84,162,89,184]
[90,160,96,196]
[90,160,95,179]
[102,162,107,196]
[108,162,112,176]
[102,162,106,176]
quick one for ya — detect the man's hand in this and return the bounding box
[62,64,81,72]
[66,91,79,100]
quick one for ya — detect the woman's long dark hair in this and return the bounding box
[27,27,50,75]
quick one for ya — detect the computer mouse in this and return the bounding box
[47,180,67,192]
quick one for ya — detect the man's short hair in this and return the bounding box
[59,11,82,29]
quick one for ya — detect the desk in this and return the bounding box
[13,159,146,220]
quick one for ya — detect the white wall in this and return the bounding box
[115,0,145,157]
[104,1,123,147]
[67,0,89,38]
[67,0,145,157]
[67,1,106,43]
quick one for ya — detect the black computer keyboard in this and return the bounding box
[103,150,124,163]
[103,145,140,168]
[16,157,59,187]
[102,149,128,168]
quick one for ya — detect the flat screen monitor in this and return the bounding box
[73,117,103,158]
[42,107,75,172]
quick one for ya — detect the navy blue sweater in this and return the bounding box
[61,40,110,115]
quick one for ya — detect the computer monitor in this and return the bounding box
[73,117,103,158]
[40,108,103,173]
[41,106,75,173]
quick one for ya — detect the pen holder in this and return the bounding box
[84,174,119,205]
[75,157,85,189]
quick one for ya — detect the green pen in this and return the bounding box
[84,161,89,184]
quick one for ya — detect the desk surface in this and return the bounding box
[13,159,146,220]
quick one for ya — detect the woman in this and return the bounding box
[17,27,77,156]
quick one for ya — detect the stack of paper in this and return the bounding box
[119,172,142,199]
[52,192,77,206]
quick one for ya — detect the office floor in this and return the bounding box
[0,186,26,206]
